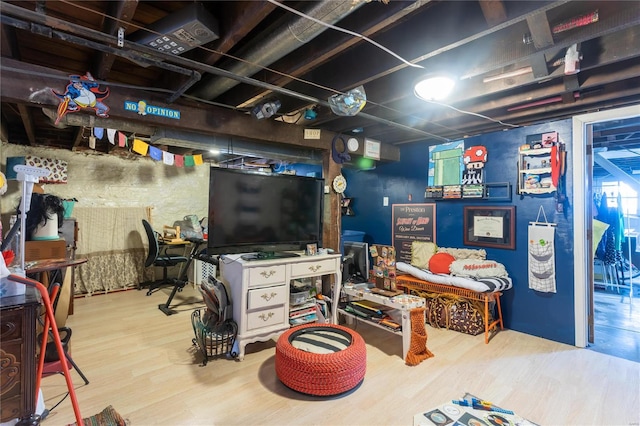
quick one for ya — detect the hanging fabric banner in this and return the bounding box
[132,139,149,156]
[174,155,184,167]
[107,128,116,144]
[528,206,557,293]
[163,151,175,166]
[118,131,127,147]
[193,154,203,166]
[184,155,195,167]
[148,146,163,161]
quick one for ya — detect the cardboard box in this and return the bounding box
[25,239,67,261]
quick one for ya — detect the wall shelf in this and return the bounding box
[517,147,556,195]
[424,182,512,201]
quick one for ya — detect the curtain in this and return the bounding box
[73,206,151,294]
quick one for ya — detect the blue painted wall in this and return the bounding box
[341,118,576,345]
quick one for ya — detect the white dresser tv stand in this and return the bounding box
[219,252,342,360]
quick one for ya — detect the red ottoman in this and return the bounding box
[275,323,366,396]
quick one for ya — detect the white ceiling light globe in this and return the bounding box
[414,76,455,101]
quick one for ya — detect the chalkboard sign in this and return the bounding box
[392,203,436,264]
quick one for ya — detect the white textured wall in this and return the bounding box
[1,142,209,231]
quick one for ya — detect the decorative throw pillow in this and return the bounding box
[428,252,456,274]
[411,241,437,269]
[437,247,487,260]
[449,259,508,278]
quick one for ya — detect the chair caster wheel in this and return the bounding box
[146,290,152,296]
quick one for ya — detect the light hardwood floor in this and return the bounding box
[41,285,639,426]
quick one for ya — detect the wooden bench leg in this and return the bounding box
[484,293,504,344]
[484,295,490,344]
[495,293,504,330]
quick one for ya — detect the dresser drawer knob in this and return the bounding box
[260,270,276,278]
[261,292,277,301]
[308,265,322,272]
[259,312,275,321]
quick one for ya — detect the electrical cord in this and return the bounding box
[423,99,520,129]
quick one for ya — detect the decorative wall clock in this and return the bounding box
[333,174,347,194]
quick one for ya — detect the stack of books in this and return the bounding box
[344,300,401,331]
[289,301,317,325]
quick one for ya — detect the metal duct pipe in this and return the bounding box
[191,1,365,101]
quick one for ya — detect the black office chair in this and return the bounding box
[140,219,188,296]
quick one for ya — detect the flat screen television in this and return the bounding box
[207,167,324,260]
[343,241,369,283]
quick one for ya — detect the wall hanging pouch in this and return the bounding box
[528,206,557,293]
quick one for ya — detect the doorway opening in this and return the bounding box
[573,106,640,363]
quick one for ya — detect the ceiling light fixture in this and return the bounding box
[414,75,456,101]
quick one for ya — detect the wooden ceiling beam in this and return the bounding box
[93,0,139,80]
[0,59,400,161]
[525,11,554,49]
[194,1,277,67]
[216,1,433,108]
[478,0,508,27]
[16,104,36,145]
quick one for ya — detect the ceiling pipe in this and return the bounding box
[191,1,366,101]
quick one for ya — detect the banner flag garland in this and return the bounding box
[163,151,175,166]
[148,146,163,161]
[107,128,116,144]
[132,138,149,156]
[93,127,205,168]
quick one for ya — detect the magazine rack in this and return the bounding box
[191,310,238,365]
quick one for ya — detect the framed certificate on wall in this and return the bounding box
[463,206,515,249]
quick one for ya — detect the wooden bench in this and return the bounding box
[395,275,504,344]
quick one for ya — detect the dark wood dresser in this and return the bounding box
[0,287,40,423]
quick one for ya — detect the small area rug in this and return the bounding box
[68,405,128,426]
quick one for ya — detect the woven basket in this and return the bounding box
[275,323,366,396]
